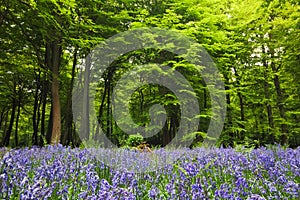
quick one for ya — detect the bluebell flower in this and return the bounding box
[247,194,266,200]
[149,186,159,199]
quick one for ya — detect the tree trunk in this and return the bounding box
[62,48,77,145]
[0,110,9,146]
[263,73,275,144]
[106,68,115,142]
[2,81,17,146]
[264,76,274,129]
[0,108,7,132]
[14,90,21,147]
[224,74,233,145]
[40,77,48,146]
[233,67,245,140]
[32,69,40,145]
[81,53,91,141]
[42,43,52,145]
[96,78,108,140]
[272,68,288,143]
[107,77,111,140]
[203,87,207,109]
[46,108,53,144]
[50,40,62,145]
[269,36,288,144]
[262,46,274,131]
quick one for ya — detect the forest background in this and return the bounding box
[0,0,299,148]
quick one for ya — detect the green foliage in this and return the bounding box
[125,133,144,147]
[0,0,299,148]
[233,141,257,153]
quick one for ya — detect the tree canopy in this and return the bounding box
[0,0,299,148]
